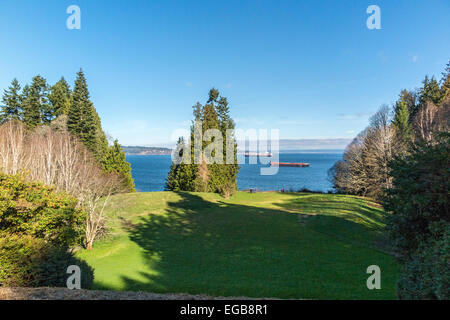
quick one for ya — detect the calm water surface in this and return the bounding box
[127,152,343,193]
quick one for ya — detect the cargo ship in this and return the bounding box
[243,152,273,157]
[270,162,310,167]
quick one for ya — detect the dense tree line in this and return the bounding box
[166,88,239,197]
[330,62,449,198]
[330,62,450,299]
[0,70,135,192]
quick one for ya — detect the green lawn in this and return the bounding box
[77,191,400,299]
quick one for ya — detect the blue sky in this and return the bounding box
[0,0,449,146]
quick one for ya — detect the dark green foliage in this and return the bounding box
[103,140,136,192]
[398,89,417,120]
[392,99,412,147]
[166,89,239,196]
[67,70,99,156]
[166,163,197,192]
[0,172,93,288]
[33,244,94,289]
[165,137,196,191]
[384,133,449,299]
[1,79,22,122]
[397,222,449,300]
[414,76,442,118]
[384,133,449,259]
[22,76,51,127]
[0,233,94,289]
[48,77,71,117]
[67,69,134,187]
[0,172,86,247]
[91,106,110,162]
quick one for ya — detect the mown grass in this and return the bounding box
[77,191,400,299]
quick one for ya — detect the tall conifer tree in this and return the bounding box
[22,76,50,127]
[393,99,412,147]
[417,77,442,107]
[68,69,99,156]
[67,69,135,191]
[49,77,71,117]
[1,79,22,123]
[166,88,239,196]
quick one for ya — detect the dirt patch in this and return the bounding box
[0,287,276,300]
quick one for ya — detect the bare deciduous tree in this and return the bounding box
[330,106,393,198]
[414,97,450,142]
[0,120,28,175]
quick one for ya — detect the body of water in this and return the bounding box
[127,152,343,193]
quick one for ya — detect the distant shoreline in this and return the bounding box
[125,150,345,156]
[122,146,172,156]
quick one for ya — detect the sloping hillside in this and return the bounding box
[77,192,400,299]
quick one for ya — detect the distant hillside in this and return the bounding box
[122,146,172,155]
[237,139,351,152]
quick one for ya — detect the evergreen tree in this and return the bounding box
[166,88,239,196]
[91,107,110,162]
[384,132,449,261]
[1,79,22,123]
[397,89,417,122]
[67,69,135,191]
[166,137,196,191]
[216,95,239,191]
[103,140,135,192]
[392,99,412,147]
[198,99,221,192]
[440,61,450,100]
[416,76,442,114]
[67,69,101,157]
[48,77,71,117]
[22,76,50,127]
[204,88,239,194]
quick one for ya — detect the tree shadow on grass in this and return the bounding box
[97,192,398,299]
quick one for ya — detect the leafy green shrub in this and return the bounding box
[0,233,47,287]
[217,182,237,199]
[0,172,86,247]
[397,222,449,300]
[0,233,94,289]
